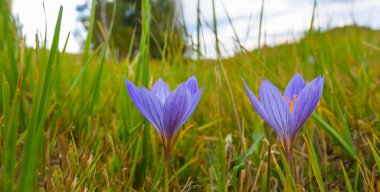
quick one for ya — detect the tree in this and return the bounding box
[76,0,187,59]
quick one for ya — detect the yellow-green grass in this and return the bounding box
[1,1,380,191]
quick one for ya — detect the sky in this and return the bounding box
[12,0,380,58]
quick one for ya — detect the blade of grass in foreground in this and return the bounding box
[135,0,150,86]
[133,0,151,187]
[88,46,106,114]
[367,137,380,173]
[86,2,117,114]
[0,48,4,101]
[2,72,10,141]
[151,153,165,190]
[19,6,63,190]
[334,98,355,148]
[3,78,20,191]
[340,160,353,192]
[88,17,116,114]
[279,150,298,191]
[0,0,18,96]
[79,0,96,109]
[257,0,264,50]
[2,79,9,190]
[0,53,3,114]
[304,135,326,192]
[271,151,286,186]
[354,162,360,192]
[211,1,228,190]
[312,113,357,158]
[119,27,137,142]
[51,32,70,97]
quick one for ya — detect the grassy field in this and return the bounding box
[1,1,380,191]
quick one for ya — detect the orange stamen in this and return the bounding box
[287,95,297,113]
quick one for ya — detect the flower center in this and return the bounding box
[287,95,297,113]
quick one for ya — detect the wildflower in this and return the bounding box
[243,74,324,159]
[125,76,203,157]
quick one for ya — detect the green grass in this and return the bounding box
[1,0,380,191]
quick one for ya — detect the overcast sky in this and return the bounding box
[12,0,380,58]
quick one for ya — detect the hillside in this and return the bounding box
[1,19,380,191]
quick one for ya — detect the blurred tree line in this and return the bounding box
[76,0,187,59]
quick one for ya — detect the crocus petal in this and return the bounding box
[186,76,198,95]
[179,87,204,126]
[125,79,148,118]
[243,81,270,124]
[152,78,171,104]
[284,73,307,99]
[139,87,164,134]
[163,84,191,138]
[291,76,324,137]
[259,80,291,138]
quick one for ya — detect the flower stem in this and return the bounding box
[164,159,169,192]
[285,149,292,168]
[164,147,170,192]
[285,149,297,181]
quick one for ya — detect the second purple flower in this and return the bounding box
[243,73,324,159]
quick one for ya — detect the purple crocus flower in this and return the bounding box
[125,76,203,157]
[243,74,324,158]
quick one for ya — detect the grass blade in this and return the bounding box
[312,113,357,158]
[304,135,326,192]
[3,78,20,191]
[340,160,353,192]
[19,6,63,190]
[279,150,298,191]
[366,137,380,173]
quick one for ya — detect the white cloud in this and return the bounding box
[12,0,86,53]
[181,0,380,58]
[12,0,380,58]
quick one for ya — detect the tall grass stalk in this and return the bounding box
[19,6,64,190]
[79,0,96,112]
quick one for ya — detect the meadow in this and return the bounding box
[1,0,380,191]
